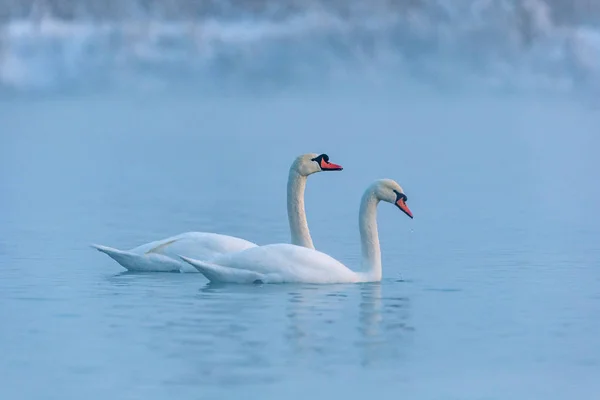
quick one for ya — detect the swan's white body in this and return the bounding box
[180,179,413,284]
[180,243,361,283]
[92,153,342,272]
[92,233,257,273]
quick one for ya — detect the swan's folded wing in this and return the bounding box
[145,238,180,254]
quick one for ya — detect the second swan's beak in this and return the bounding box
[320,159,343,171]
[396,197,413,219]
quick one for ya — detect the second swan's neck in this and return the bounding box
[287,169,314,249]
[359,188,382,281]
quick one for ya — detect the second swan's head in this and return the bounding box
[293,153,343,176]
[373,178,413,219]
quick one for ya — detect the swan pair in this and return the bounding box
[92,153,413,284]
[92,153,343,273]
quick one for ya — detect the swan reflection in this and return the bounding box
[284,281,413,367]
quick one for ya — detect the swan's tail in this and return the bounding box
[91,244,180,272]
[179,255,267,283]
[91,244,131,262]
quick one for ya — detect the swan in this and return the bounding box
[179,178,413,284]
[91,153,343,272]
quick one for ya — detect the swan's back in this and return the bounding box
[213,243,359,283]
[132,232,258,261]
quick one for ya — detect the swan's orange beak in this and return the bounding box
[396,197,413,219]
[320,158,343,171]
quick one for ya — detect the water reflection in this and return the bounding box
[284,284,354,362]
[283,281,414,370]
[96,269,416,388]
[358,282,413,367]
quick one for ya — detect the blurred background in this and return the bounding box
[1,1,599,399]
[1,0,600,95]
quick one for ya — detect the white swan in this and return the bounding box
[179,178,413,284]
[91,153,343,272]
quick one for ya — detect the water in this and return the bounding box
[2,1,600,399]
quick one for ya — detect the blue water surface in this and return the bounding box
[1,88,599,399]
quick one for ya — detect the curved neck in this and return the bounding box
[287,169,314,249]
[359,188,382,281]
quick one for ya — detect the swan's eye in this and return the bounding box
[311,154,329,164]
[394,190,407,202]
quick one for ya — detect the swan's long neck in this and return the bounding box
[358,188,382,281]
[287,169,314,249]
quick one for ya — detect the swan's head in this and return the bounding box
[374,178,413,219]
[293,153,343,176]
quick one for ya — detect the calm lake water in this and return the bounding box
[1,86,599,399]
